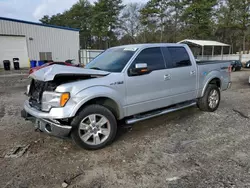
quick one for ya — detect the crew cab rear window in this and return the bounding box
[132,47,165,71]
[168,47,191,68]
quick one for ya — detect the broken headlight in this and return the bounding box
[41,91,70,111]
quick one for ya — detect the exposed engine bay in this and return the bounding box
[27,65,109,110]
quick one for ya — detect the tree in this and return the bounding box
[216,0,239,53]
[167,0,184,42]
[119,3,143,44]
[67,0,93,48]
[140,0,170,42]
[40,0,93,49]
[181,0,217,39]
[40,13,67,26]
[235,0,250,52]
[38,0,250,53]
[40,15,50,24]
[216,0,250,53]
[91,0,124,49]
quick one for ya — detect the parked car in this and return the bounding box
[231,60,242,71]
[29,60,79,74]
[21,44,232,150]
[245,60,250,68]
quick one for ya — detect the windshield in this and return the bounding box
[85,47,137,72]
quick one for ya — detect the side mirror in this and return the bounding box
[129,63,149,76]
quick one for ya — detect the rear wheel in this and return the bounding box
[71,105,117,150]
[197,85,220,112]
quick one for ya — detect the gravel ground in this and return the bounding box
[0,69,250,188]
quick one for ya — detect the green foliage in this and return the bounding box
[216,0,250,52]
[39,0,250,52]
[140,0,170,42]
[91,0,124,48]
[40,0,92,48]
[40,15,50,24]
[181,0,217,39]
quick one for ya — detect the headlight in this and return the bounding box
[41,92,70,111]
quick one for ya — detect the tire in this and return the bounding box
[232,66,236,72]
[197,84,221,112]
[71,104,117,150]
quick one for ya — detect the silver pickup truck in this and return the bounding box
[21,43,232,150]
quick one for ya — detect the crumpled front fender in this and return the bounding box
[69,86,125,119]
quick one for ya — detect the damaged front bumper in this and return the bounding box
[21,100,72,137]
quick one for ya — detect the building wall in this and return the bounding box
[0,19,79,67]
[0,35,29,68]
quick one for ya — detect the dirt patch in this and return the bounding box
[0,106,5,118]
[1,71,250,187]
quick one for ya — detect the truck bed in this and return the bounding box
[196,60,232,65]
[196,60,231,96]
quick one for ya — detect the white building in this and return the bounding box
[0,17,80,68]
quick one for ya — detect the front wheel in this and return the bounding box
[197,85,221,112]
[71,105,117,150]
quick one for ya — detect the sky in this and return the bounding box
[0,0,146,22]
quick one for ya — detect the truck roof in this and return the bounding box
[113,43,187,49]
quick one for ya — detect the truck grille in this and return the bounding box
[29,80,45,110]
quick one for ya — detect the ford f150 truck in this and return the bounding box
[21,43,232,150]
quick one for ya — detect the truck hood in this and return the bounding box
[29,64,110,81]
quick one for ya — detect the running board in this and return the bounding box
[125,101,197,124]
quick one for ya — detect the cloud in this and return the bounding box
[33,0,78,20]
[0,0,147,22]
[32,0,146,21]
[0,0,39,21]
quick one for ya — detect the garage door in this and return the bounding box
[0,36,29,68]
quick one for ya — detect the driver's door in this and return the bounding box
[124,47,171,116]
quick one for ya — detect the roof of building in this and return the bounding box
[178,39,230,47]
[0,17,80,32]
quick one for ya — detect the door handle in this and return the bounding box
[190,71,196,76]
[164,74,171,81]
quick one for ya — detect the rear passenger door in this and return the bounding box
[125,47,171,116]
[162,46,197,103]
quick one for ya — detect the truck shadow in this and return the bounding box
[115,106,201,142]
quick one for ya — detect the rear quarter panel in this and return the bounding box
[197,62,231,97]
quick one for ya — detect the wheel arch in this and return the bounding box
[201,77,221,97]
[83,97,120,119]
[71,96,123,120]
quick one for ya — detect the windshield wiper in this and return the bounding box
[89,67,102,70]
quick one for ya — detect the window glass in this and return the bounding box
[168,47,191,68]
[131,47,165,71]
[85,47,137,72]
